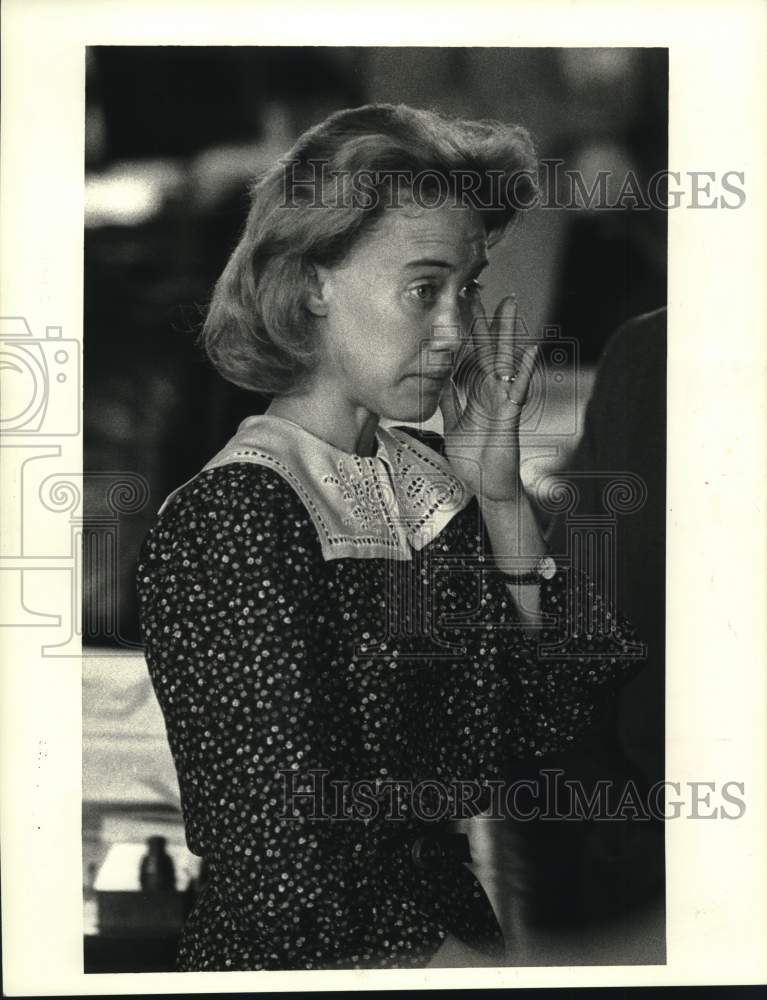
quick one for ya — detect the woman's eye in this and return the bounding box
[409,283,437,302]
[409,279,483,304]
[460,279,484,300]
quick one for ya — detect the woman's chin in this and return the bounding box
[379,380,442,423]
[383,396,440,424]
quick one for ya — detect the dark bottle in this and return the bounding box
[83,861,99,934]
[139,835,176,891]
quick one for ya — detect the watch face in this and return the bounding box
[538,555,557,580]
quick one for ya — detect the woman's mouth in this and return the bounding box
[410,371,451,382]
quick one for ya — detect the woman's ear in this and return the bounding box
[304,263,332,317]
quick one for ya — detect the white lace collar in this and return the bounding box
[159,414,472,562]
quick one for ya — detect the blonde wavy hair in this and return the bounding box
[200,103,538,395]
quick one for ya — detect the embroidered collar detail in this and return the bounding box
[159,414,472,562]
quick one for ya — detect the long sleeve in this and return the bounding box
[505,563,646,759]
[137,464,395,968]
[396,487,647,773]
[393,426,647,762]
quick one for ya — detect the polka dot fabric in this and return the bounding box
[136,429,643,970]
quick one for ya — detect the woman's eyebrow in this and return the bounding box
[404,257,489,271]
[404,257,453,269]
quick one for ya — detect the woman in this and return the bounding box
[137,103,643,971]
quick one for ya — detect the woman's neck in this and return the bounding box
[265,390,380,457]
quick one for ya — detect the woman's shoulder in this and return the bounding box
[166,460,311,517]
[140,461,323,571]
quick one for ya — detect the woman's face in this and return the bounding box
[311,200,488,423]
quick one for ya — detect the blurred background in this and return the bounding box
[82,46,667,971]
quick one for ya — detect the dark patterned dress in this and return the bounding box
[136,415,644,971]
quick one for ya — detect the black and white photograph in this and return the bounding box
[1,1,765,994]
[81,44,669,974]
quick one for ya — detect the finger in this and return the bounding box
[457,292,518,413]
[500,342,539,409]
[493,294,521,376]
[491,293,518,344]
[463,294,499,378]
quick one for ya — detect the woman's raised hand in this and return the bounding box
[438,294,539,503]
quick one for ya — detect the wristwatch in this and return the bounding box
[504,553,558,585]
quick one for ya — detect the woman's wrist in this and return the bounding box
[476,490,521,505]
[477,485,548,567]
[474,475,524,505]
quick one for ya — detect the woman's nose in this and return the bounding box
[427,321,464,371]
[430,305,468,360]
[432,299,467,342]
